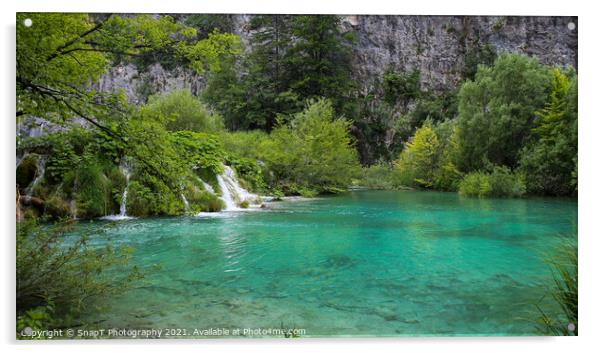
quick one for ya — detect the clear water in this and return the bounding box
[74,190,577,337]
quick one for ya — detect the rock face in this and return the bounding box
[345,15,577,92]
[97,15,577,102]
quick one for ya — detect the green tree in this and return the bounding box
[284,15,355,112]
[203,15,301,131]
[456,53,552,171]
[144,89,223,132]
[262,99,360,193]
[394,122,440,188]
[519,69,578,196]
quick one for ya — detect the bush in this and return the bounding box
[382,68,421,105]
[358,162,396,189]
[182,178,224,213]
[126,178,183,217]
[487,166,526,197]
[16,220,142,332]
[459,166,525,198]
[74,157,112,218]
[458,171,491,197]
[143,89,224,132]
[44,193,71,220]
[225,156,266,193]
[170,131,225,175]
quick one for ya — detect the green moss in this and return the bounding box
[106,165,127,214]
[239,200,249,209]
[44,194,71,220]
[196,168,221,196]
[183,179,224,213]
[74,160,112,218]
[126,178,184,217]
[126,181,152,217]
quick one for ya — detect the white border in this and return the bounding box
[2,1,599,352]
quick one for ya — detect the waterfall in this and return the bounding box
[16,152,28,168]
[181,193,190,211]
[101,160,133,220]
[198,178,215,194]
[24,155,48,197]
[70,179,78,220]
[70,199,78,220]
[216,173,238,210]
[214,165,260,211]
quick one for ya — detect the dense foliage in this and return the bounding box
[389,53,577,198]
[203,15,354,131]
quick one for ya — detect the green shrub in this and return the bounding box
[16,220,142,332]
[126,177,183,217]
[458,171,491,197]
[359,162,396,189]
[170,131,225,175]
[382,68,421,105]
[143,89,224,133]
[126,181,153,216]
[459,167,525,198]
[182,178,224,213]
[487,166,526,197]
[74,158,112,218]
[44,193,71,220]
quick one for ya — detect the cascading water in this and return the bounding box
[16,152,28,168]
[70,179,78,220]
[216,173,238,210]
[181,193,190,211]
[198,178,215,194]
[101,160,133,220]
[24,155,48,197]
[214,165,260,211]
[70,199,78,220]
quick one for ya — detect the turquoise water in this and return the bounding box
[75,190,576,337]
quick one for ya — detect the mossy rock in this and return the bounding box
[239,200,249,208]
[44,194,71,220]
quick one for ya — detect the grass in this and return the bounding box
[535,237,577,335]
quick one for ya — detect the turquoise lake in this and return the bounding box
[76,190,577,337]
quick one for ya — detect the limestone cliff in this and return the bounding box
[96,15,577,102]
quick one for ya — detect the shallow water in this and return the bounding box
[74,190,577,337]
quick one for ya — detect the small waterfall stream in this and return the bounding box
[216,173,238,210]
[181,193,190,211]
[24,155,48,197]
[101,160,133,220]
[201,164,261,213]
[198,178,215,194]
